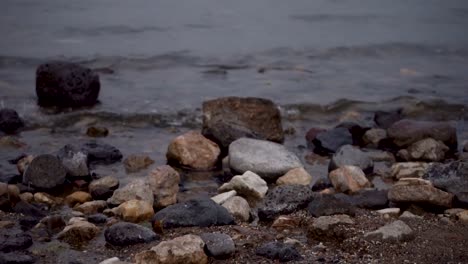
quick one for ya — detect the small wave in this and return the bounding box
[63,25,169,37]
[290,13,383,23]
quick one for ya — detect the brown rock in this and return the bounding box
[124,154,154,173]
[221,196,250,222]
[65,191,92,207]
[388,178,454,208]
[114,200,154,223]
[34,192,58,206]
[147,165,180,208]
[86,126,109,137]
[271,215,301,231]
[276,167,313,186]
[328,166,370,194]
[57,220,100,245]
[75,200,108,215]
[166,131,220,170]
[19,192,33,203]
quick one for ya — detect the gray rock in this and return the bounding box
[258,185,314,220]
[335,189,388,209]
[307,194,356,217]
[36,61,100,107]
[424,161,468,206]
[364,220,414,242]
[81,141,122,165]
[229,138,302,181]
[329,145,373,174]
[388,178,454,208]
[200,233,235,259]
[218,171,268,201]
[22,154,67,189]
[0,108,24,134]
[256,242,302,262]
[0,233,33,252]
[398,138,449,162]
[89,176,119,200]
[152,198,235,229]
[104,222,158,246]
[57,144,89,177]
[312,127,353,155]
[107,179,153,206]
[221,196,250,222]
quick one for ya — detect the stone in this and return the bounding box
[363,128,387,147]
[228,138,302,181]
[57,220,100,245]
[113,200,154,223]
[135,234,207,264]
[374,110,403,129]
[391,162,429,179]
[424,161,468,206]
[107,179,153,206]
[398,138,449,162]
[335,189,388,209]
[36,61,100,107]
[307,194,356,217]
[221,196,250,222]
[335,122,369,146]
[388,178,454,208]
[57,144,89,177]
[75,200,107,215]
[19,192,33,203]
[104,222,158,247]
[218,171,268,202]
[200,233,235,259]
[0,136,26,148]
[34,192,58,207]
[377,208,401,217]
[211,190,237,205]
[65,191,92,207]
[0,108,24,134]
[258,185,314,221]
[99,257,127,264]
[328,165,370,194]
[308,214,354,239]
[86,126,109,137]
[457,210,468,223]
[305,128,326,148]
[201,97,284,150]
[329,145,373,174]
[0,233,33,252]
[147,165,180,208]
[166,131,220,170]
[81,141,123,165]
[387,119,457,150]
[89,176,119,200]
[311,178,333,192]
[256,242,302,262]
[365,150,395,162]
[0,173,21,184]
[22,154,67,189]
[124,154,154,172]
[12,201,45,218]
[152,198,234,229]
[312,127,353,155]
[276,167,313,186]
[0,183,20,201]
[87,214,108,224]
[399,211,423,220]
[16,155,34,176]
[0,252,35,264]
[364,220,414,242]
[271,215,301,231]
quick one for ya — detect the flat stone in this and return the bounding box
[200,233,235,259]
[256,242,302,262]
[377,208,401,216]
[211,190,237,205]
[276,167,313,186]
[258,185,314,221]
[399,211,423,220]
[329,145,373,174]
[147,165,180,208]
[364,220,415,242]
[104,222,159,247]
[388,178,454,208]
[65,191,92,207]
[218,171,268,202]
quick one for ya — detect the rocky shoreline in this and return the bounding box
[1,62,468,263]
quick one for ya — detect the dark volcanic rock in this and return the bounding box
[312,127,353,155]
[87,214,108,224]
[104,222,158,247]
[36,61,100,107]
[329,145,374,174]
[152,198,235,229]
[81,141,122,165]
[305,127,326,149]
[424,161,468,206]
[200,233,235,259]
[374,110,403,129]
[258,185,314,220]
[0,252,35,264]
[0,109,24,134]
[201,97,284,150]
[307,194,356,217]
[22,154,67,189]
[336,189,388,209]
[0,233,33,252]
[256,242,302,262]
[336,122,369,146]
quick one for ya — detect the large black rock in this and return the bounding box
[152,198,235,229]
[81,141,122,165]
[258,185,314,221]
[104,222,158,247]
[312,127,353,155]
[36,61,100,107]
[0,109,24,134]
[22,154,67,190]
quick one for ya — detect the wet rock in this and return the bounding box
[75,200,107,215]
[16,155,34,176]
[201,97,284,150]
[329,165,370,194]
[147,165,180,208]
[218,171,268,202]
[307,194,356,217]
[391,162,429,179]
[424,161,468,206]
[65,191,92,207]
[0,109,24,134]
[276,167,313,186]
[34,192,58,207]
[387,119,457,150]
[135,234,207,264]
[23,154,67,189]
[311,178,333,192]
[221,196,250,222]
[363,128,387,148]
[308,214,354,239]
[258,185,313,220]
[36,61,100,107]
[336,122,369,146]
[89,176,119,200]
[57,145,89,177]
[87,213,108,224]
[211,190,237,205]
[312,127,353,155]
[113,200,154,223]
[364,220,414,242]
[329,145,373,174]
[398,138,449,162]
[0,233,33,252]
[104,222,158,247]
[374,110,403,129]
[0,252,35,264]
[152,198,234,229]
[166,131,220,170]
[57,220,100,245]
[200,233,235,259]
[305,128,326,148]
[229,138,302,181]
[81,141,123,165]
[388,178,454,208]
[256,241,302,262]
[337,189,388,209]
[86,126,109,137]
[123,154,154,173]
[107,179,153,206]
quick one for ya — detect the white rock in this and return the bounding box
[211,190,237,205]
[218,171,268,200]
